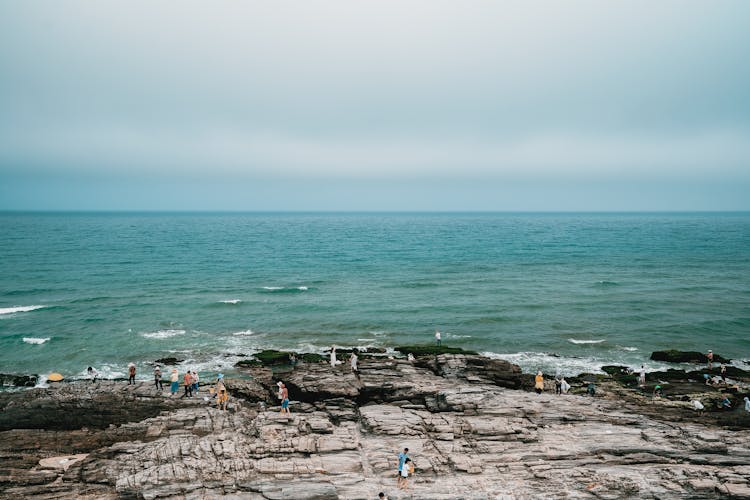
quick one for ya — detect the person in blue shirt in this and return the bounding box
[397,447,409,487]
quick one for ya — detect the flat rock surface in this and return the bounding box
[1,355,749,499]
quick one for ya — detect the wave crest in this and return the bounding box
[23,337,50,345]
[142,329,186,339]
[568,338,606,344]
[0,305,47,315]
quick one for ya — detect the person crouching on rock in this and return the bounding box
[87,366,98,383]
[534,371,544,394]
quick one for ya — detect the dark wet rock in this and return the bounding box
[0,373,38,387]
[651,350,730,364]
[153,357,183,365]
[394,344,479,356]
[253,349,296,365]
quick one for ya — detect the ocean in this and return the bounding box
[1,212,749,382]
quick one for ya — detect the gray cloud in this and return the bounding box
[1,0,749,209]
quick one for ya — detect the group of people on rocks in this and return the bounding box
[93,363,230,410]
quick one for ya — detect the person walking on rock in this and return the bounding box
[639,365,646,387]
[534,371,544,394]
[128,363,136,385]
[170,369,179,396]
[153,365,163,391]
[554,373,562,395]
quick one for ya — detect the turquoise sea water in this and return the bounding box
[1,212,749,381]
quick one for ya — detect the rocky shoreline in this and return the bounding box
[1,349,750,499]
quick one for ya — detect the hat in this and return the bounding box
[277,381,283,387]
[708,350,712,353]
[655,385,661,389]
[172,368,177,372]
[217,373,224,379]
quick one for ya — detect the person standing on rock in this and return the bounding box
[279,382,290,415]
[435,330,441,346]
[350,350,358,373]
[128,363,136,385]
[192,371,199,394]
[639,365,646,387]
[396,447,409,487]
[534,371,544,394]
[720,364,726,382]
[707,349,714,369]
[744,396,750,412]
[170,369,179,396]
[554,373,562,395]
[182,370,193,398]
[87,366,98,383]
[330,346,340,368]
[153,365,163,391]
[399,458,412,491]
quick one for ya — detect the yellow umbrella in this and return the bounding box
[48,373,64,382]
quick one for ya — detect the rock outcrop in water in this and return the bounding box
[1,352,750,499]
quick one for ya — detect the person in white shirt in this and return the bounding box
[435,331,441,346]
[639,365,646,386]
[350,351,358,373]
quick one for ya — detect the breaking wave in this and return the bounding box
[0,305,47,315]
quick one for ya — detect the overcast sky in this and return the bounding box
[1,0,748,211]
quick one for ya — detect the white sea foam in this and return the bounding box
[263,286,283,291]
[142,329,186,339]
[568,338,606,344]
[220,299,242,304]
[0,305,47,315]
[484,351,608,375]
[297,286,308,291]
[23,337,50,345]
[618,346,639,352]
[35,374,49,388]
[77,364,125,379]
[232,330,254,336]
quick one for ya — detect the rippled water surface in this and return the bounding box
[1,212,749,379]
